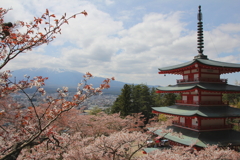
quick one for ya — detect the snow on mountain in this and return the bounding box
[10,68,126,94]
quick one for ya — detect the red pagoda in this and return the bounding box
[152,6,240,151]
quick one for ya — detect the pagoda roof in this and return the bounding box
[152,105,240,117]
[142,147,171,154]
[159,58,240,75]
[154,126,240,147]
[156,83,240,93]
[142,148,160,154]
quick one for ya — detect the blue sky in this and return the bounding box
[2,0,240,86]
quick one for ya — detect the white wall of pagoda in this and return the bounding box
[192,117,198,126]
[174,116,231,131]
[193,96,199,102]
[180,90,223,105]
[180,117,185,123]
[191,69,198,73]
[182,96,187,100]
[194,74,199,80]
[184,70,190,74]
[181,68,223,82]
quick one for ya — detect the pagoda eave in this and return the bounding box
[159,61,240,75]
[156,88,195,93]
[152,110,183,117]
[156,83,240,94]
[159,63,196,75]
[152,110,240,119]
[156,88,240,94]
[153,126,240,148]
[152,105,240,118]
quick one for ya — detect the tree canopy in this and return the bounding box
[110,84,177,121]
[0,7,113,159]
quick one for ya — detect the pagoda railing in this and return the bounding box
[172,120,232,130]
[175,100,228,105]
[177,78,227,84]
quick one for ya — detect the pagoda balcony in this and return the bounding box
[177,78,227,84]
[172,120,233,131]
[175,100,228,106]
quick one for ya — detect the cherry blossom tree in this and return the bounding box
[15,112,150,159]
[62,130,149,160]
[139,145,240,160]
[0,7,115,160]
[0,72,114,160]
[0,7,87,69]
[55,112,148,138]
[16,111,240,160]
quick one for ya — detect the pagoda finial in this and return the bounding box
[197,5,204,55]
[194,6,208,59]
[198,5,202,21]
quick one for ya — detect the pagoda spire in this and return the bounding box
[197,5,204,55]
[194,5,208,59]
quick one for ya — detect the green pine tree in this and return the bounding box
[110,84,178,119]
[150,87,165,106]
[111,84,132,117]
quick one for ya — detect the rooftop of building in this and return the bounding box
[152,105,240,117]
[156,83,240,93]
[154,126,240,147]
[159,58,240,74]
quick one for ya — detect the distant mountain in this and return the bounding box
[10,68,127,95]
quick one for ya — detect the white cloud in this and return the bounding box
[217,23,240,33]
[2,0,240,86]
[204,29,240,59]
[105,0,114,6]
[215,55,239,63]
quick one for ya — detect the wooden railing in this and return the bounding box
[177,78,227,84]
[172,120,232,130]
[175,100,228,105]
